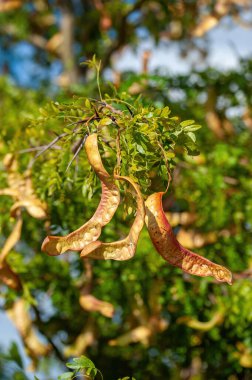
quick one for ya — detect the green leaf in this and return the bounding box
[165,151,175,158]
[99,117,112,126]
[187,131,196,142]
[8,342,24,369]
[180,119,195,127]
[136,144,145,154]
[58,372,73,380]
[85,98,91,109]
[183,124,202,132]
[160,106,170,117]
[63,128,72,134]
[66,356,97,378]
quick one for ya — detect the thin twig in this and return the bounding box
[157,140,172,193]
[28,132,68,169]
[114,128,122,176]
[65,135,88,172]
[17,145,61,154]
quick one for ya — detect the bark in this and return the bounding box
[60,5,79,84]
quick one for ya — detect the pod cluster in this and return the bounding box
[42,134,232,285]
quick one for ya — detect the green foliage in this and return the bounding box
[0,343,29,380]
[32,355,136,380]
[1,60,252,380]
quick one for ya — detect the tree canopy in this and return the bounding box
[0,1,252,379]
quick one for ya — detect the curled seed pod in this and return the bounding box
[177,309,225,331]
[145,192,232,285]
[42,134,120,255]
[80,175,145,261]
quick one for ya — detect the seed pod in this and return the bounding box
[80,175,145,260]
[0,213,23,265]
[0,212,23,290]
[0,262,22,290]
[79,294,115,318]
[7,299,51,361]
[42,134,120,255]
[64,317,95,357]
[10,199,47,219]
[177,309,224,331]
[145,192,232,285]
[0,155,47,219]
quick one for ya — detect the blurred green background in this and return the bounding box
[0,1,252,379]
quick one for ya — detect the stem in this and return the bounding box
[105,98,137,111]
[157,140,172,193]
[65,135,87,172]
[96,61,103,101]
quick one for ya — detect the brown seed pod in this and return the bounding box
[0,262,22,290]
[7,299,51,361]
[0,212,23,290]
[1,154,47,219]
[42,134,120,255]
[79,294,115,318]
[80,175,145,260]
[145,192,232,285]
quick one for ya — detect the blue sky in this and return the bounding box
[113,19,252,73]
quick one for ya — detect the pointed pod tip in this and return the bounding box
[227,277,233,286]
[41,236,61,256]
[80,241,102,258]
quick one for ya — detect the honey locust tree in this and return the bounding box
[1,55,252,379]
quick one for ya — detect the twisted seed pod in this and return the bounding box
[145,192,232,285]
[80,176,145,260]
[42,134,120,255]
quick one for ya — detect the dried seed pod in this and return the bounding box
[0,213,23,265]
[64,317,95,357]
[10,199,47,219]
[177,310,224,331]
[177,228,218,249]
[42,134,120,255]
[79,294,114,318]
[80,175,145,261]
[7,299,51,360]
[164,211,197,227]
[145,192,232,285]
[109,326,152,346]
[0,212,23,290]
[0,262,21,290]
[0,155,47,219]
